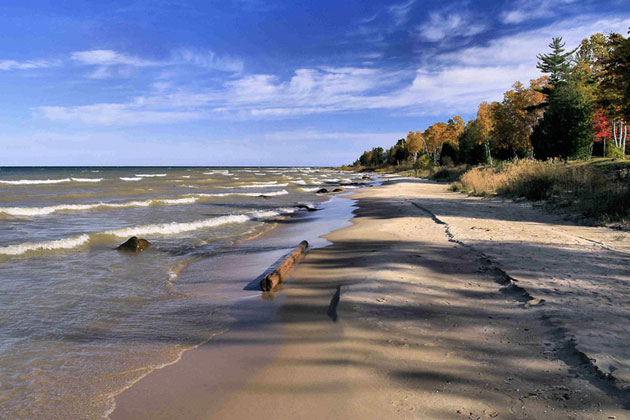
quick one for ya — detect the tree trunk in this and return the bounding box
[485,139,493,166]
[623,122,627,157]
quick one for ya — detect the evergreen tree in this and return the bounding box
[536,37,577,87]
[531,83,593,160]
[369,147,386,167]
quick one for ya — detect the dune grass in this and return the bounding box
[453,159,630,223]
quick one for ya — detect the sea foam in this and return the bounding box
[0,197,199,217]
[102,208,296,238]
[0,178,72,185]
[0,234,90,256]
[70,177,103,183]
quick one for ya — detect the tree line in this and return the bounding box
[353,28,630,168]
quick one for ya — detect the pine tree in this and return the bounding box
[536,37,577,87]
[531,83,593,160]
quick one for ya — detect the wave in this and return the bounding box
[238,183,289,188]
[0,189,292,217]
[203,171,231,176]
[103,207,295,238]
[0,208,296,256]
[195,189,288,198]
[0,197,199,217]
[70,177,103,183]
[120,177,141,181]
[299,187,320,192]
[135,174,167,177]
[0,178,71,185]
[0,234,90,256]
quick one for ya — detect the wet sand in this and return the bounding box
[112,176,629,419]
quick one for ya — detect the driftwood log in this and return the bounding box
[260,240,309,292]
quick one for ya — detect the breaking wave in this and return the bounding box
[0,208,296,256]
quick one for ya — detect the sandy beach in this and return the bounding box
[112,175,629,419]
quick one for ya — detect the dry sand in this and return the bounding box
[112,175,629,419]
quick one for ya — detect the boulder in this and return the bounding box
[258,195,271,199]
[362,176,372,180]
[332,188,344,193]
[316,188,329,194]
[117,236,151,252]
[295,204,319,212]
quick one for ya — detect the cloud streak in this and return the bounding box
[29,15,630,126]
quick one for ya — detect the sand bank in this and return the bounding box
[112,176,628,419]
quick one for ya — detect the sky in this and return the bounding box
[1,0,629,166]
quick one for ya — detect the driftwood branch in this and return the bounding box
[260,240,309,292]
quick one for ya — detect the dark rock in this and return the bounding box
[258,195,271,199]
[295,204,319,212]
[362,176,372,180]
[316,188,329,194]
[332,188,344,193]
[117,236,151,252]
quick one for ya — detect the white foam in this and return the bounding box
[0,234,90,256]
[102,208,295,238]
[203,170,231,176]
[299,187,320,192]
[0,178,71,185]
[292,180,307,185]
[70,177,103,183]
[195,189,288,198]
[120,177,141,181]
[0,197,199,217]
[135,174,167,177]
[237,183,288,188]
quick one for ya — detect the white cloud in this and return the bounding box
[172,49,244,73]
[387,0,416,26]
[70,49,159,67]
[32,15,630,125]
[417,11,486,42]
[68,48,244,79]
[0,59,58,71]
[34,103,203,125]
[501,0,579,24]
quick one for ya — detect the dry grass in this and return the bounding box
[457,159,630,223]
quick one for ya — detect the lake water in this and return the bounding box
[0,166,368,419]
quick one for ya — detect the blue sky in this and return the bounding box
[1,0,629,166]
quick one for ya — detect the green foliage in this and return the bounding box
[430,166,468,183]
[387,138,410,165]
[606,142,625,158]
[415,154,433,169]
[536,37,576,87]
[532,83,593,160]
[370,147,386,167]
[458,120,488,165]
[598,31,630,121]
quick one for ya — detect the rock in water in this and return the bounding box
[316,188,329,194]
[295,204,319,212]
[117,236,152,252]
[332,187,344,192]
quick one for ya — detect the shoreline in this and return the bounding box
[109,192,360,419]
[111,176,629,419]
